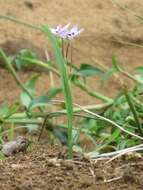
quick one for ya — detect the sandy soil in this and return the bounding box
[0,0,143,189]
[0,143,143,190]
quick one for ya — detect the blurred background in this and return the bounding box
[0,0,143,104]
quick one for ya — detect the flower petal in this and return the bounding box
[50,24,84,39]
[68,27,84,39]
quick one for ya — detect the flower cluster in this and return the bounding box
[50,23,84,39]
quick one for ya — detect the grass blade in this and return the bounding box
[41,25,74,158]
[124,87,143,136]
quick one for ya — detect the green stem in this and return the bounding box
[74,80,113,103]
[5,118,43,125]
[0,49,44,116]
[124,87,143,136]
[61,38,64,57]
[66,42,70,59]
[6,102,111,120]
[67,61,79,71]
[21,57,60,77]
[0,49,33,99]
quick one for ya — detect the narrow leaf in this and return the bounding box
[41,24,74,158]
[75,64,104,77]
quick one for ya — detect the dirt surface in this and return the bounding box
[0,1,143,190]
[0,142,143,190]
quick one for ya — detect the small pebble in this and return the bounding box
[24,0,34,9]
[0,136,30,156]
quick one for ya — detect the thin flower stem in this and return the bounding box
[70,43,73,65]
[69,42,73,73]
[66,41,70,59]
[61,38,64,57]
[38,116,48,141]
[42,25,74,158]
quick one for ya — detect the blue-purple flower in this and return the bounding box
[67,26,84,39]
[50,24,84,39]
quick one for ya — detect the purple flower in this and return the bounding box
[50,25,61,35]
[67,25,84,39]
[58,23,70,39]
[50,24,84,39]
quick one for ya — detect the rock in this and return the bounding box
[24,0,34,9]
[0,136,30,156]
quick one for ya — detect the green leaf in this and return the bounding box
[20,93,31,109]
[72,145,83,153]
[20,49,37,58]
[29,87,62,110]
[25,124,39,133]
[72,129,80,144]
[113,92,126,106]
[117,139,139,150]
[101,55,120,82]
[135,67,143,74]
[75,64,104,77]
[45,87,62,99]
[96,129,121,152]
[53,126,68,145]
[0,103,9,117]
[0,103,19,120]
[20,74,40,108]
[101,67,115,82]
[15,49,37,70]
[0,152,5,160]
[29,95,50,110]
[134,74,143,82]
[112,55,120,71]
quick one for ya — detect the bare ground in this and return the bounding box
[0,142,143,190]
